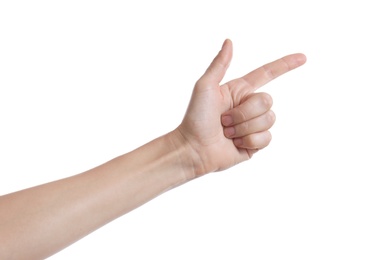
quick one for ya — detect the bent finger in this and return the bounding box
[233,131,272,149]
[221,92,273,127]
[224,110,276,138]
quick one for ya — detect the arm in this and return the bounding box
[0,39,306,259]
[0,133,192,259]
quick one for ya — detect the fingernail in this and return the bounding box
[224,127,235,137]
[234,138,243,146]
[222,115,233,126]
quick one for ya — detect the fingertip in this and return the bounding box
[222,38,232,51]
[221,115,233,127]
[296,53,307,65]
[281,53,307,71]
[292,53,307,68]
[220,38,233,63]
[233,138,243,147]
[201,39,233,83]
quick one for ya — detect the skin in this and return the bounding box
[0,39,306,259]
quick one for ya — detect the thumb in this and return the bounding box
[199,39,233,84]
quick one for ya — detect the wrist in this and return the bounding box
[165,128,206,180]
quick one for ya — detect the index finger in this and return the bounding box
[231,53,307,92]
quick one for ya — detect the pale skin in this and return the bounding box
[0,39,306,259]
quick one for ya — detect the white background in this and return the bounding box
[1,1,367,259]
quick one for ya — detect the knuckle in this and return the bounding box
[263,131,272,146]
[195,78,205,88]
[259,93,273,109]
[266,110,276,124]
[246,131,272,149]
[243,121,250,132]
[262,64,276,80]
[243,135,256,148]
[237,107,248,122]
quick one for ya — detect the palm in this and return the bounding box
[179,82,247,173]
[178,39,306,176]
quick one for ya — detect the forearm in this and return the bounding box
[0,131,194,259]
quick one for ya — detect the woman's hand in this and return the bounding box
[176,39,306,177]
[0,39,306,259]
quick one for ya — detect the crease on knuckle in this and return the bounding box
[281,57,292,71]
[237,107,248,122]
[261,64,276,80]
[241,120,250,134]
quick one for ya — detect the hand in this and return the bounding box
[175,39,306,177]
